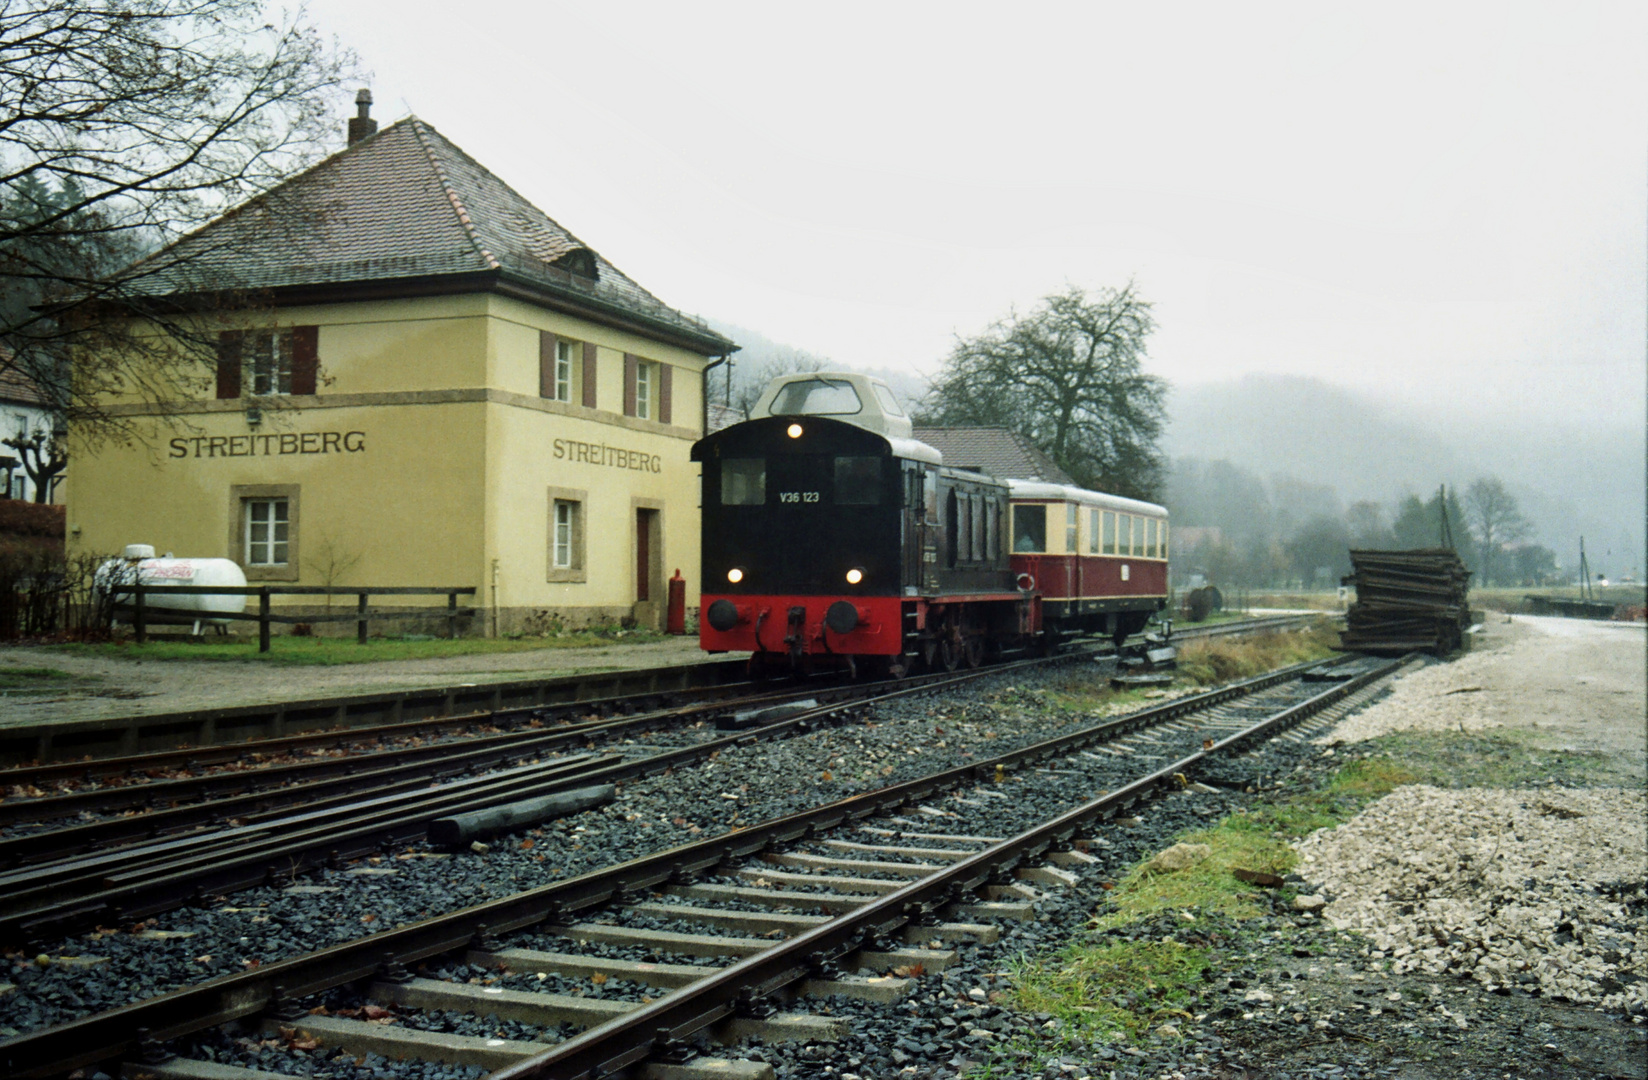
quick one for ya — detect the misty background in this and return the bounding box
[709,320,1644,586]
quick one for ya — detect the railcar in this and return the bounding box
[692,372,1167,675]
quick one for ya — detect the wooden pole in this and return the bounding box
[258,587,271,653]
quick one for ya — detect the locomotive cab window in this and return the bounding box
[834,456,882,505]
[1013,504,1046,553]
[771,378,863,416]
[721,458,766,505]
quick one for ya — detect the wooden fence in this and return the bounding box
[106,585,478,652]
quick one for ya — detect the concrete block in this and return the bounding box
[262,1014,548,1069]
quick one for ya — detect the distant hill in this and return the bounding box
[1165,375,1644,572]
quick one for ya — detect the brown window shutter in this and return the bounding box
[658,363,672,425]
[215,330,243,399]
[290,326,319,395]
[582,342,598,408]
[539,331,556,398]
[623,353,638,417]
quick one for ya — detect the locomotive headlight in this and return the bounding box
[786,423,803,439]
[727,567,744,584]
[845,567,864,585]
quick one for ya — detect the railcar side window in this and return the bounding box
[721,458,766,505]
[1013,505,1046,553]
[1102,511,1117,554]
[834,456,882,504]
[1146,518,1158,558]
[1089,508,1100,554]
[1065,504,1078,552]
[771,378,863,416]
[1127,515,1138,556]
[1160,521,1169,559]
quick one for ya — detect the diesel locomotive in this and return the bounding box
[693,373,1168,675]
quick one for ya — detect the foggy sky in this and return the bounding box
[305,2,1646,435]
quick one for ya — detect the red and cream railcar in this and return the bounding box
[1006,481,1169,643]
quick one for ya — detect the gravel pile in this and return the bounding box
[1294,784,1647,1010]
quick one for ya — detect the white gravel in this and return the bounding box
[1316,615,1646,769]
[1295,784,1647,1011]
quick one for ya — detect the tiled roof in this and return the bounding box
[0,350,53,409]
[913,426,1074,484]
[140,118,735,355]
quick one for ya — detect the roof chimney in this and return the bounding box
[347,89,378,146]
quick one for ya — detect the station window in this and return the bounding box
[546,486,588,582]
[1089,508,1100,554]
[721,458,766,505]
[1013,504,1046,553]
[834,456,882,505]
[553,501,576,568]
[245,499,289,565]
[635,361,652,420]
[250,331,294,395]
[553,339,575,402]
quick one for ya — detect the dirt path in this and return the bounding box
[1320,613,1646,774]
[0,636,712,728]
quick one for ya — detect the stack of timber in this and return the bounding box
[1339,548,1472,656]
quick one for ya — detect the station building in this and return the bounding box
[66,100,736,633]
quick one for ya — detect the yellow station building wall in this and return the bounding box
[67,293,714,635]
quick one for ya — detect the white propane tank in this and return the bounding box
[97,547,249,625]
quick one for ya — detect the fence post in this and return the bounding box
[258,587,271,653]
[134,585,146,645]
[357,591,368,645]
[447,590,458,639]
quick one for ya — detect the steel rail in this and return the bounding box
[0,613,1322,781]
[492,654,1406,1080]
[0,647,1096,941]
[0,647,1352,1080]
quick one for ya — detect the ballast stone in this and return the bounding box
[1144,842,1211,874]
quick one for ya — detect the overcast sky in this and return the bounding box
[305,1,1646,432]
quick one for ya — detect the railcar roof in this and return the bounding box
[1005,479,1167,517]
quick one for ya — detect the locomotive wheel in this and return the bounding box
[938,635,962,672]
[964,634,984,668]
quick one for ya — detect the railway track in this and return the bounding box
[0,617,1322,941]
[0,628,1397,1080]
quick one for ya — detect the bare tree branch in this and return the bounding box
[0,0,360,443]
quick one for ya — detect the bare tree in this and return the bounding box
[1464,477,1529,586]
[0,1,359,439]
[1,427,63,502]
[919,284,1167,501]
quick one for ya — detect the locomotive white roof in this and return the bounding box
[1005,479,1167,517]
[751,371,913,439]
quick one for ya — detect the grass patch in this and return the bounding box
[49,629,671,666]
[0,665,78,690]
[997,753,1417,1067]
[1173,622,1340,686]
[1360,729,1630,788]
[1005,937,1210,1044]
